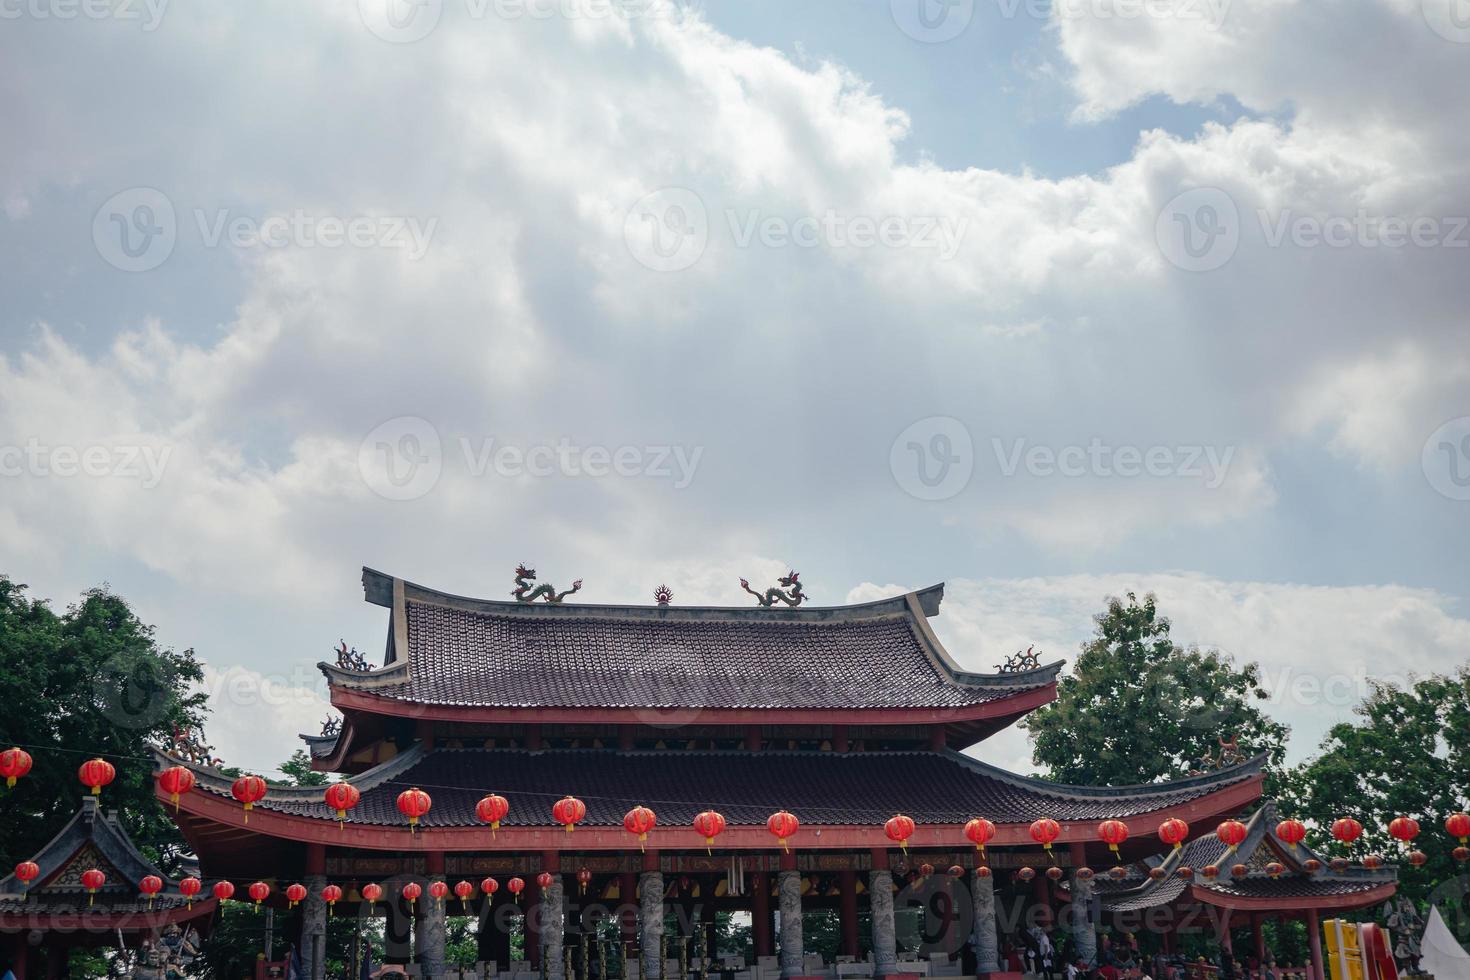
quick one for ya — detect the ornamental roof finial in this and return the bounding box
[654,584,673,606]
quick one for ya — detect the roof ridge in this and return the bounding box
[940,750,1267,800]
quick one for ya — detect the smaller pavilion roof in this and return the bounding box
[1098,802,1396,913]
[0,797,216,925]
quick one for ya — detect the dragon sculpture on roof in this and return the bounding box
[739,570,809,607]
[512,564,583,603]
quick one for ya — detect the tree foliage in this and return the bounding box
[1022,592,1289,789]
[0,575,208,872]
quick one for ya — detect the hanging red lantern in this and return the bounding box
[1047,866,1065,882]
[0,748,33,788]
[396,787,432,832]
[361,883,383,905]
[81,868,105,906]
[507,877,525,902]
[1230,863,1248,878]
[947,865,964,878]
[1444,812,1470,844]
[481,877,500,897]
[322,884,343,915]
[1388,816,1419,844]
[78,758,116,796]
[885,814,916,851]
[918,863,934,878]
[964,818,996,856]
[248,882,270,908]
[1107,866,1126,881]
[1098,820,1129,855]
[693,810,726,853]
[974,866,993,879]
[1158,818,1190,851]
[286,883,307,908]
[1216,819,1248,853]
[1148,867,1167,881]
[232,775,268,822]
[478,794,511,836]
[1201,865,1219,880]
[1302,859,1322,875]
[1016,867,1036,882]
[1265,862,1284,879]
[212,881,235,902]
[1175,866,1193,880]
[1076,867,1095,882]
[623,805,656,851]
[429,881,449,906]
[1361,854,1384,871]
[455,880,475,911]
[1029,818,1061,856]
[1331,817,1363,845]
[401,882,422,908]
[536,871,555,891]
[1408,850,1428,867]
[766,811,800,853]
[1329,857,1350,872]
[139,875,164,908]
[1454,847,1469,863]
[1275,818,1307,852]
[577,867,593,895]
[157,766,196,812]
[552,795,586,833]
[179,877,201,908]
[14,862,39,890]
[325,783,361,829]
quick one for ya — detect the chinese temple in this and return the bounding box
[151,568,1289,980]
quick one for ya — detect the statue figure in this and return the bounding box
[512,564,583,603]
[739,571,809,607]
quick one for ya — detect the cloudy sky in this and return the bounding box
[2,0,1468,778]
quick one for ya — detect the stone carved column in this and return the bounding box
[639,871,665,980]
[970,872,1000,975]
[1069,871,1097,968]
[542,878,566,980]
[868,870,897,978]
[777,870,804,978]
[302,873,328,980]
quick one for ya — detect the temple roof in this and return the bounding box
[319,569,1062,716]
[1098,802,1396,912]
[168,744,1265,831]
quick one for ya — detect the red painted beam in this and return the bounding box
[0,899,218,933]
[156,771,1262,854]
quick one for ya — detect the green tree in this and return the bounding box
[0,575,208,872]
[1286,668,1470,942]
[278,748,328,787]
[1022,592,1289,789]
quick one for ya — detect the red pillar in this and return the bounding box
[833,726,849,753]
[747,726,763,752]
[752,871,773,956]
[1306,910,1324,980]
[839,869,860,957]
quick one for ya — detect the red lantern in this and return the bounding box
[885,814,916,851]
[325,783,361,829]
[361,883,383,904]
[1302,859,1322,875]
[947,865,964,878]
[1148,867,1167,881]
[1361,854,1384,871]
[455,880,475,910]
[286,883,307,908]
[81,868,105,906]
[429,881,449,906]
[1216,820,1248,853]
[158,766,196,811]
[1265,862,1284,879]
[1230,863,1248,878]
[396,787,432,832]
[139,875,163,908]
[1408,850,1428,867]
[1158,818,1190,851]
[1389,817,1420,844]
[1175,866,1193,880]
[1107,866,1126,881]
[402,882,422,908]
[1029,818,1061,855]
[232,775,268,822]
[179,877,201,908]
[975,866,993,879]
[1275,818,1307,852]
[1076,867,1096,882]
[577,867,593,895]
[478,794,511,836]
[552,795,586,833]
[1445,812,1470,844]
[322,884,343,915]
[624,806,656,851]
[1016,867,1036,882]
[248,882,270,908]
[766,811,800,853]
[918,863,934,879]
[14,862,39,890]
[1331,817,1363,845]
[212,881,236,902]
[1455,847,1470,863]
[693,810,727,853]
[536,871,555,891]
[1098,820,1129,855]
[78,758,115,796]
[507,877,525,902]
[1329,857,1350,873]
[0,747,33,788]
[964,818,996,855]
[1201,865,1219,880]
[481,877,500,897]
[1047,866,1065,881]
